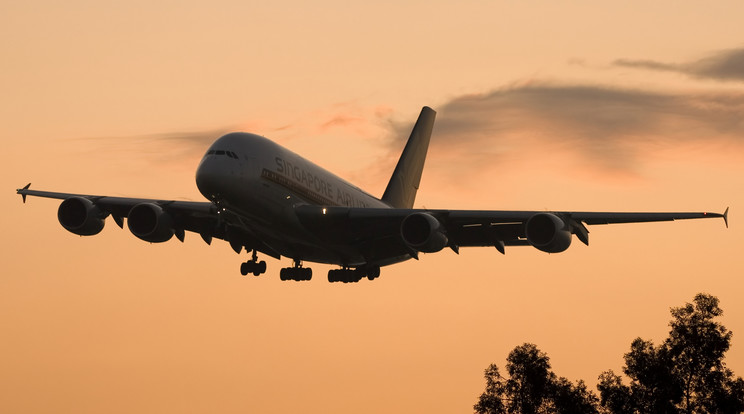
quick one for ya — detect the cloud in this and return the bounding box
[612,59,680,72]
[71,127,237,168]
[72,80,744,188]
[71,118,285,167]
[614,48,744,82]
[387,83,744,181]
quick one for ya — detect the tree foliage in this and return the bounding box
[474,343,598,414]
[476,294,743,414]
[598,293,744,414]
[474,364,507,414]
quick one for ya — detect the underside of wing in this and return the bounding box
[18,184,727,266]
[294,205,728,260]
[16,184,281,259]
[571,210,729,226]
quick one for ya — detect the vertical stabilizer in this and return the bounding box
[382,106,436,208]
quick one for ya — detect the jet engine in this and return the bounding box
[400,212,448,253]
[127,203,174,243]
[525,213,572,253]
[57,197,106,236]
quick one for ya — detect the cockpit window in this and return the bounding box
[207,149,239,159]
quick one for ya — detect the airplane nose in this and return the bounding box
[196,157,225,200]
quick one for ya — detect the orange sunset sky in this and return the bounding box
[2,2,744,413]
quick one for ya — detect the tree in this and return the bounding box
[597,370,634,413]
[475,343,598,414]
[550,377,599,414]
[477,294,742,414]
[598,293,744,414]
[622,338,682,413]
[474,364,507,414]
[667,293,734,413]
[505,344,554,414]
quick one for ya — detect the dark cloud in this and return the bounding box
[691,48,744,81]
[614,48,744,82]
[613,59,680,72]
[389,84,744,178]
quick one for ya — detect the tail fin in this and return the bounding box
[382,106,436,208]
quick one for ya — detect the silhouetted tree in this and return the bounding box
[550,377,599,414]
[474,364,507,414]
[477,294,743,414]
[667,293,735,413]
[505,344,554,414]
[474,343,598,414]
[598,293,744,414]
[597,338,682,414]
[624,338,682,413]
[597,370,634,413]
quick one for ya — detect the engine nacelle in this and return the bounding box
[57,197,106,236]
[127,203,174,243]
[525,213,572,253]
[400,212,448,253]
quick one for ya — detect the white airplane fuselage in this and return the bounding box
[195,132,397,266]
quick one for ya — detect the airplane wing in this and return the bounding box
[16,184,281,258]
[18,183,728,266]
[294,205,729,259]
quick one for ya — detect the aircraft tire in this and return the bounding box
[366,265,380,280]
[328,269,339,283]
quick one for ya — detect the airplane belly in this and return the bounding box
[218,189,360,265]
[246,222,368,265]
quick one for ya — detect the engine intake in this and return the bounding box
[525,213,572,253]
[58,197,106,236]
[400,212,448,253]
[127,203,174,243]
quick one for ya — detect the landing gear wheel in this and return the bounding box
[280,261,312,281]
[240,251,267,277]
[366,265,380,280]
[252,260,266,276]
[328,267,370,283]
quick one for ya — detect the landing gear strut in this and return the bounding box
[280,260,312,281]
[240,250,267,276]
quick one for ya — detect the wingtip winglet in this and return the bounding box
[723,207,729,228]
[18,183,31,203]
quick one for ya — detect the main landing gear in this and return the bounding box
[280,260,312,281]
[240,250,267,276]
[328,265,380,283]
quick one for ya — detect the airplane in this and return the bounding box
[17,106,728,283]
